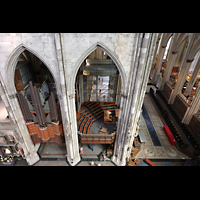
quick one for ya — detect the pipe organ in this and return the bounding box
[17,81,64,144]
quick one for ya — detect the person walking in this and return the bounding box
[91,144,94,151]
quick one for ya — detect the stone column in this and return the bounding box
[112,33,145,166]
[168,34,196,104]
[184,58,200,96]
[168,60,192,104]
[65,92,81,165]
[151,46,166,84]
[182,82,200,124]
[160,51,178,90]
[54,33,81,166]
[111,33,158,166]
[125,33,158,164]
[0,80,39,165]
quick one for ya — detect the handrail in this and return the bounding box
[78,132,116,144]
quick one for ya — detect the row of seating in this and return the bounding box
[85,102,104,119]
[77,102,119,135]
[77,108,96,134]
[149,88,186,148]
[157,90,200,151]
[100,105,118,111]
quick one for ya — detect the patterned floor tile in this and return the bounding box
[143,146,156,157]
[135,94,189,160]
[154,147,167,157]
[164,146,178,157]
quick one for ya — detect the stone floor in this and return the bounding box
[38,143,67,159]
[135,94,189,161]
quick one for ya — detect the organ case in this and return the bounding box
[17,81,64,144]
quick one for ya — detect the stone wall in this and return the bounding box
[172,94,188,119]
[0,33,158,165]
[162,82,173,100]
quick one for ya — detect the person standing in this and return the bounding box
[90,161,94,166]
[103,153,106,161]
[80,146,83,154]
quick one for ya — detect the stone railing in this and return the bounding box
[78,132,116,144]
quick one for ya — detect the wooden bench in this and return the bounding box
[90,105,101,112]
[83,116,94,134]
[95,110,104,117]
[79,114,91,132]
[87,103,98,109]
[79,132,116,144]
[80,109,87,114]
[87,119,96,134]
[93,107,102,114]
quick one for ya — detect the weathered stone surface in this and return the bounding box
[0,33,157,166]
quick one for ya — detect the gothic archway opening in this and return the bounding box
[75,47,121,160]
[14,50,66,159]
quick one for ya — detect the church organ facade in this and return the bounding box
[16,82,64,145]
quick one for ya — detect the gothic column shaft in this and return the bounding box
[168,61,192,104]
[112,33,143,165]
[112,33,158,166]
[0,78,39,165]
[160,52,178,90]
[152,46,165,84]
[168,34,196,104]
[184,58,200,96]
[54,33,80,166]
[182,82,200,124]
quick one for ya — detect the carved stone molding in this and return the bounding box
[8,94,17,99]
[68,94,76,99]
[186,58,194,63]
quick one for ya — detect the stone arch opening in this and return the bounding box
[7,45,57,95]
[70,42,126,93]
[74,44,124,160]
[9,46,67,160]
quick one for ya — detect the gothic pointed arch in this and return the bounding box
[187,37,200,62]
[70,42,126,93]
[6,44,56,95]
[172,33,189,53]
[6,43,66,146]
[161,33,173,48]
